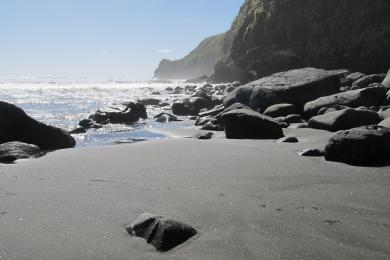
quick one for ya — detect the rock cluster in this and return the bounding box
[187,67,390,166]
[0,101,75,163]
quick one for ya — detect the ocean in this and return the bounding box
[0,78,196,147]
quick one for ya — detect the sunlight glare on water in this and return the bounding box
[0,78,195,147]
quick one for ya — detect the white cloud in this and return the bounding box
[157,49,172,54]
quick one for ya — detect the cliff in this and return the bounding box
[153,34,226,80]
[228,0,390,82]
[154,0,390,83]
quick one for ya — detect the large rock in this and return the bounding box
[224,68,341,110]
[126,213,197,252]
[263,103,296,118]
[382,69,390,88]
[137,98,160,106]
[350,74,385,90]
[0,102,76,150]
[89,102,147,125]
[221,108,284,139]
[304,86,387,117]
[308,109,380,132]
[0,142,42,164]
[324,125,390,166]
[171,97,212,116]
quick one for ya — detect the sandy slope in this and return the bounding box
[0,129,389,260]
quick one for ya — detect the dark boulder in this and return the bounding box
[304,86,387,117]
[308,109,380,132]
[171,97,212,116]
[0,142,42,164]
[0,102,76,150]
[345,72,365,84]
[137,98,161,106]
[285,114,303,124]
[221,108,284,139]
[263,103,296,118]
[89,102,147,125]
[350,74,385,90]
[198,105,224,118]
[317,105,349,116]
[126,213,197,252]
[324,125,390,166]
[69,127,87,134]
[224,68,341,110]
[200,121,222,131]
[154,113,181,123]
[79,119,103,129]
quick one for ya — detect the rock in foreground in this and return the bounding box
[126,213,197,252]
[0,142,42,164]
[324,125,390,166]
[0,101,76,150]
[221,108,284,139]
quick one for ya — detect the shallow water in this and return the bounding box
[0,79,196,147]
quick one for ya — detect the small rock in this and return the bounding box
[278,136,299,143]
[193,131,214,140]
[285,114,302,124]
[69,127,86,134]
[298,148,324,157]
[0,142,42,164]
[126,213,197,252]
[154,113,180,123]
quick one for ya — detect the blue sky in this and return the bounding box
[0,0,244,80]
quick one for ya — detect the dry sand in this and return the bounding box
[0,128,389,259]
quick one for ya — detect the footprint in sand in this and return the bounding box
[323,220,342,225]
[296,206,321,211]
